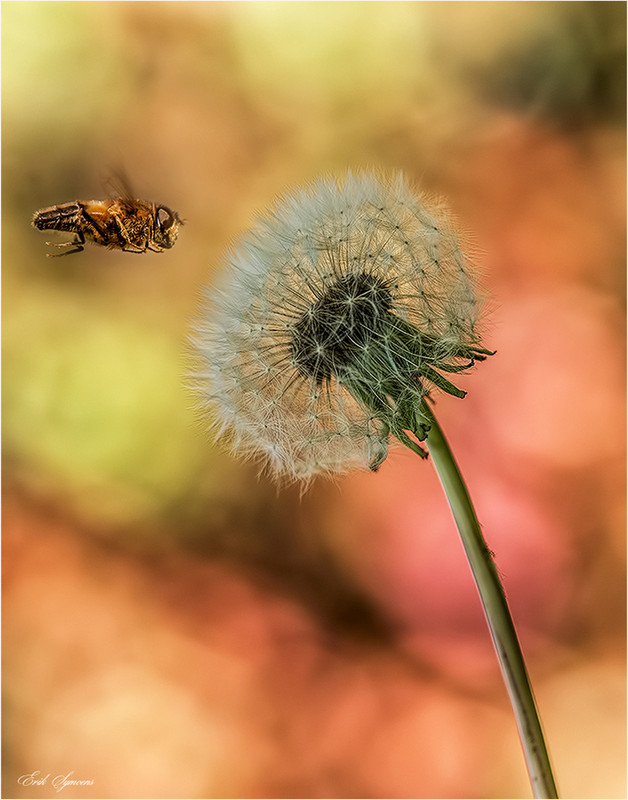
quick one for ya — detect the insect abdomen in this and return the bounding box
[32,202,83,232]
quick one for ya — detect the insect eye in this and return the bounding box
[156,207,175,231]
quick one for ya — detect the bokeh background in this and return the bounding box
[2,2,626,798]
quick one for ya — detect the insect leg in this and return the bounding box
[121,244,149,253]
[45,231,86,257]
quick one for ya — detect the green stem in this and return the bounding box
[418,400,558,799]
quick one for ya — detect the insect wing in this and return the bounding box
[102,169,138,206]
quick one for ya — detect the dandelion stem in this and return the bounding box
[418,400,558,799]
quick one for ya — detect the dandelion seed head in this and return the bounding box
[192,172,491,480]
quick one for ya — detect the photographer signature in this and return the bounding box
[18,771,94,792]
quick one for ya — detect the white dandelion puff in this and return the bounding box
[191,172,493,480]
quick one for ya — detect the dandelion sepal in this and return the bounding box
[338,371,430,467]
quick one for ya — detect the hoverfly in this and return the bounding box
[32,174,183,256]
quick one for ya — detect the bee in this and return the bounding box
[32,176,183,257]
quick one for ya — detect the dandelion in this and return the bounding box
[191,171,557,798]
[192,172,492,480]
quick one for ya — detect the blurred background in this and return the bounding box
[2,2,625,798]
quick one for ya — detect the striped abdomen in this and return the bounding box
[32,202,86,232]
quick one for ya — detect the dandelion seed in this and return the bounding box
[191,172,493,480]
